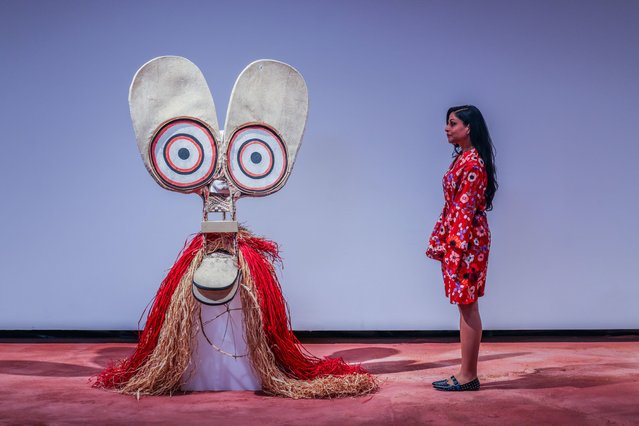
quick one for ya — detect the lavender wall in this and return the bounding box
[1,0,637,330]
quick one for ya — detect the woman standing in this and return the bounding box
[426,105,497,392]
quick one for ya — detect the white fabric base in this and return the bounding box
[181,295,261,391]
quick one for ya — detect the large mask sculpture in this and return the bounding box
[93,57,377,398]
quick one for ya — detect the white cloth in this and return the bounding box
[181,295,261,391]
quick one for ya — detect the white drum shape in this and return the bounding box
[151,119,218,190]
[226,125,287,193]
[181,295,261,391]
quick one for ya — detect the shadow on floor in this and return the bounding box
[330,347,400,362]
[0,360,101,377]
[328,347,531,374]
[483,364,639,390]
[92,346,134,368]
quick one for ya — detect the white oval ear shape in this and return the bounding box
[129,56,221,193]
[224,60,309,197]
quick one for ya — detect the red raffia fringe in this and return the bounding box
[94,230,368,390]
[238,233,368,380]
[93,234,204,389]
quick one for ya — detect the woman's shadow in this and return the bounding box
[328,347,531,374]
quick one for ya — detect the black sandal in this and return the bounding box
[433,375,480,391]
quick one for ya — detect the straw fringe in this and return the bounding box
[238,232,378,398]
[119,248,204,395]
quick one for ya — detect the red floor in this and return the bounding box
[0,338,638,425]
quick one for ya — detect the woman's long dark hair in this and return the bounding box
[447,105,498,210]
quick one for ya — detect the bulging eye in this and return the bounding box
[226,125,287,194]
[150,118,218,190]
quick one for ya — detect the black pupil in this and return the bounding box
[178,148,190,160]
[251,152,262,164]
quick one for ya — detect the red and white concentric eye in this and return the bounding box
[150,119,217,190]
[226,125,287,194]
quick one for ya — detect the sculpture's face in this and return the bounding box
[129,56,308,200]
[129,57,309,305]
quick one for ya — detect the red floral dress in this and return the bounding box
[426,148,491,304]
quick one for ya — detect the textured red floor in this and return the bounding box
[0,339,638,425]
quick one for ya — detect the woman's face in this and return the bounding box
[445,112,470,146]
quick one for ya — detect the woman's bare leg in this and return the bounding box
[456,301,482,383]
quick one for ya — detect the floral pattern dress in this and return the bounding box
[426,148,491,305]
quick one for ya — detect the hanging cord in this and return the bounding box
[198,302,249,359]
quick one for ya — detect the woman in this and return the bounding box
[426,105,497,392]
